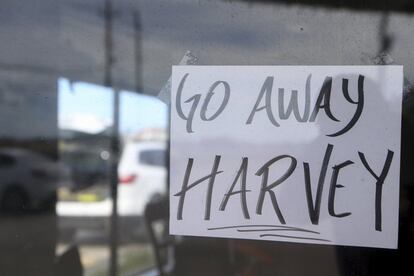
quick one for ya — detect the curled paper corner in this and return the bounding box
[157,51,199,105]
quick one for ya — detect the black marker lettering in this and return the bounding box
[303,144,334,225]
[175,73,201,133]
[328,75,365,137]
[200,81,230,121]
[175,73,190,120]
[183,95,201,133]
[358,150,394,231]
[220,157,250,219]
[246,76,280,127]
[309,77,340,122]
[278,74,311,122]
[328,160,354,218]
[256,155,297,224]
[174,156,223,220]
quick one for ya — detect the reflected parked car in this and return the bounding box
[57,141,167,240]
[0,148,68,213]
[118,141,167,217]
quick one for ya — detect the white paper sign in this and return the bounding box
[170,66,402,249]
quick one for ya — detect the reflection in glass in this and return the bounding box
[57,78,167,274]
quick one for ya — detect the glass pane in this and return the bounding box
[0,0,413,275]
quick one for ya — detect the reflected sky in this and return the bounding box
[58,78,167,135]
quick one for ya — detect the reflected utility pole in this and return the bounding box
[133,10,142,94]
[376,12,393,65]
[104,0,119,275]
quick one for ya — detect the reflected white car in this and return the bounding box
[57,141,167,240]
[0,148,67,212]
[117,141,167,217]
